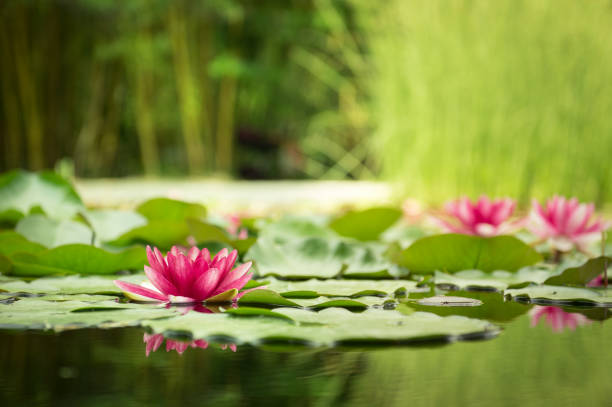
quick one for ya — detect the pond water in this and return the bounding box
[1,308,609,407]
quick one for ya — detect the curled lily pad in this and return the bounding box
[434,268,554,292]
[505,285,612,307]
[544,256,611,286]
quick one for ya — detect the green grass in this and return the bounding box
[362,0,612,205]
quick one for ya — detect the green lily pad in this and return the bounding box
[0,231,46,256]
[0,274,146,295]
[0,170,84,224]
[143,307,498,347]
[83,210,148,243]
[137,198,207,221]
[291,296,387,310]
[108,220,190,250]
[188,219,256,254]
[238,289,300,307]
[329,207,402,241]
[266,278,427,298]
[401,291,531,323]
[415,296,483,307]
[5,245,146,277]
[0,298,176,331]
[15,214,93,247]
[246,236,398,279]
[396,234,542,274]
[505,285,612,307]
[434,268,554,291]
[544,256,611,286]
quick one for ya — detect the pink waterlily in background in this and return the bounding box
[587,275,607,287]
[226,214,249,240]
[529,306,591,333]
[114,245,260,303]
[433,196,523,236]
[528,196,609,251]
[143,333,237,356]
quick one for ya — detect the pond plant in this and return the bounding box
[0,170,610,352]
[114,246,259,304]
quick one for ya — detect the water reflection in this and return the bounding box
[529,306,591,332]
[143,333,237,356]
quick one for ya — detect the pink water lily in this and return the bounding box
[226,214,249,240]
[434,196,522,236]
[529,306,590,333]
[528,196,609,251]
[114,245,260,303]
[143,333,237,356]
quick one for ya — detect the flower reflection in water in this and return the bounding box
[529,306,591,333]
[143,333,237,356]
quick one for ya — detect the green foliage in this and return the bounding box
[137,198,207,222]
[396,234,542,274]
[544,256,611,286]
[329,207,402,241]
[505,285,612,306]
[16,215,93,247]
[364,0,612,203]
[0,171,84,224]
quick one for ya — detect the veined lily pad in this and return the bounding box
[246,236,398,279]
[434,268,554,291]
[15,214,94,247]
[396,234,542,273]
[142,308,498,347]
[5,245,146,276]
[0,170,84,224]
[505,285,612,307]
[0,298,176,331]
[0,274,146,295]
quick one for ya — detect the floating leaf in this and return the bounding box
[415,296,483,307]
[0,274,146,295]
[188,219,256,254]
[15,214,93,247]
[402,291,531,323]
[246,236,399,279]
[0,298,176,331]
[143,308,498,347]
[109,220,189,250]
[329,207,402,241]
[137,198,207,221]
[238,289,300,307]
[0,231,46,256]
[0,170,84,224]
[434,268,554,291]
[505,285,612,307]
[544,256,611,286]
[83,210,148,243]
[266,278,427,298]
[396,234,542,273]
[6,245,146,277]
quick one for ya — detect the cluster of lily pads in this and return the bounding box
[0,170,610,354]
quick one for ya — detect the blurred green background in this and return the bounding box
[1,0,611,204]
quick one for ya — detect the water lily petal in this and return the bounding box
[191,267,222,300]
[144,265,178,296]
[114,280,168,302]
[206,288,238,303]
